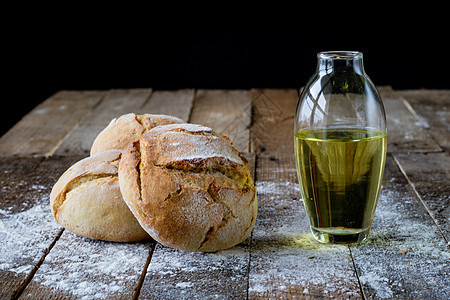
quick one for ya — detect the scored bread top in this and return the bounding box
[50,149,150,242]
[147,123,245,165]
[118,123,257,252]
[50,150,122,217]
[90,113,185,155]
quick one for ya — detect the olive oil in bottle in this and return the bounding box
[294,128,386,244]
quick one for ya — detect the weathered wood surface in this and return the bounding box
[0,156,83,299]
[393,153,450,241]
[400,89,450,152]
[351,155,449,299]
[0,91,103,157]
[250,89,298,154]
[249,153,361,299]
[54,89,152,156]
[189,89,252,153]
[0,87,448,299]
[141,89,195,122]
[382,98,442,153]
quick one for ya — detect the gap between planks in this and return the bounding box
[7,88,445,298]
[132,240,157,300]
[0,155,83,299]
[10,228,65,300]
[3,89,243,299]
[399,96,444,154]
[392,154,449,245]
[348,246,367,300]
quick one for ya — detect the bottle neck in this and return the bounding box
[317,51,364,75]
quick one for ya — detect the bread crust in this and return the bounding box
[119,123,257,252]
[50,150,150,242]
[90,113,185,155]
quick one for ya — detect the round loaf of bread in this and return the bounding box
[118,123,257,252]
[90,113,185,155]
[50,150,150,242]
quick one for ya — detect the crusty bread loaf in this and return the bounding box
[50,150,150,242]
[90,113,185,155]
[118,123,257,252]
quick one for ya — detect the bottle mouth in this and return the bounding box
[318,51,363,60]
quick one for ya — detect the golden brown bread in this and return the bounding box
[118,123,257,252]
[50,150,150,242]
[90,113,185,155]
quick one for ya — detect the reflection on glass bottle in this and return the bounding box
[294,51,387,244]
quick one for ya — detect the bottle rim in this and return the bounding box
[318,51,363,60]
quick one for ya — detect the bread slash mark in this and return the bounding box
[198,226,215,251]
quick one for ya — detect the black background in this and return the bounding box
[3,7,448,136]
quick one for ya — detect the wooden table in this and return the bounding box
[0,88,449,299]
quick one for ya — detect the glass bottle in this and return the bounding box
[294,51,387,244]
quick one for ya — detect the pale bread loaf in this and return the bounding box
[118,123,257,252]
[90,113,185,155]
[50,150,150,242]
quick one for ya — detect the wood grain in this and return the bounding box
[400,89,450,151]
[393,152,450,241]
[21,232,152,299]
[189,89,252,153]
[0,157,44,299]
[142,89,195,122]
[0,90,104,157]
[0,156,82,299]
[53,88,152,156]
[0,156,43,181]
[140,243,250,299]
[350,155,450,299]
[248,153,362,299]
[383,96,442,153]
[1,88,448,299]
[250,89,298,154]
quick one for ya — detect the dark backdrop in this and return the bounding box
[3,9,448,137]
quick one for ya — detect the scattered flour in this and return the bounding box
[161,131,244,164]
[163,123,212,133]
[250,178,360,299]
[352,188,450,299]
[29,231,150,299]
[143,243,250,299]
[0,182,150,299]
[2,161,447,299]
[256,181,301,195]
[0,194,60,274]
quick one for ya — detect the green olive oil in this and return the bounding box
[294,128,387,244]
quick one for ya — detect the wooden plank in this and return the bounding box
[138,153,256,299]
[377,85,395,96]
[248,153,362,299]
[19,89,194,299]
[0,90,104,157]
[1,154,151,299]
[21,232,152,299]
[0,156,43,181]
[53,88,152,156]
[350,155,450,299]
[0,156,43,299]
[400,89,450,151]
[2,88,447,299]
[141,89,195,122]
[383,96,442,153]
[393,152,450,241]
[250,89,298,154]
[189,89,252,153]
[141,243,250,299]
[0,156,82,299]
